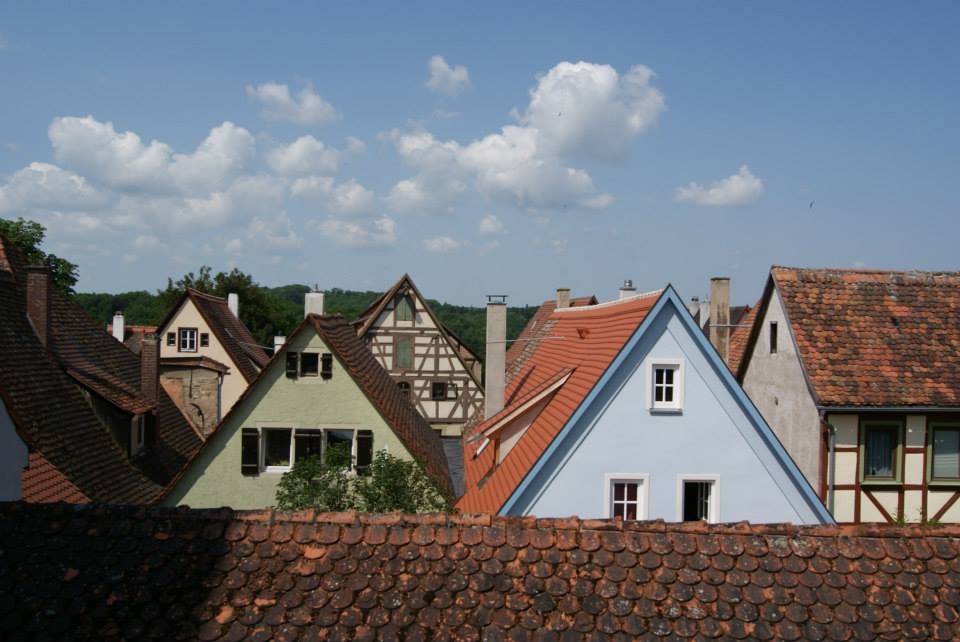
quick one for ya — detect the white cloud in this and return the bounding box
[0,162,110,213]
[426,55,471,96]
[245,82,337,125]
[246,211,303,251]
[266,135,339,176]
[344,136,366,155]
[134,234,161,250]
[423,235,462,253]
[674,165,764,206]
[478,214,505,236]
[318,217,396,248]
[225,238,243,254]
[48,116,255,194]
[291,176,375,215]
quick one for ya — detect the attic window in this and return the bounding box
[396,295,414,322]
[769,322,778,354]
[398,381,411,398]
[200,332,210,348]
[648,360,684,412]
[300,353,319,377]
[321,353,333,379]
[431,382,448,400]
[178,328,197,352]
[166,332,176,347]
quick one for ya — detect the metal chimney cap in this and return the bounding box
[621,279,635,289]
[486,294,508,304]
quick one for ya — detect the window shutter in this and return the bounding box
[285,352,299,378]
[241,428,260,476]
[321,353,333,379]
[357,430,374,472]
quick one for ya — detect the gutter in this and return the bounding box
[819,406,960,413]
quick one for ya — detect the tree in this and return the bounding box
[0,217,79,293]
[275,446,452,513]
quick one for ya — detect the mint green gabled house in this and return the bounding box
[162,314,453,509]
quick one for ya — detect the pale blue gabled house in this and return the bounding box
[460,286,833,525]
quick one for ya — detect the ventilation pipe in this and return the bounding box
[274,336,286,355]
[484,295,507,419]
[556,288,570,309]
[227,293,239,318]
[619,279,636,300]
[305,289,325,317]
[709,277,730,362]
[112,311,125,342]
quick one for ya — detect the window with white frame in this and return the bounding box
[178,327,198,352]
[678,477,719,522]
[247,427,374,474]
[604,474,647,521]
[648,359,684,411]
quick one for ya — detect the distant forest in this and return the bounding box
[75,283,539,359]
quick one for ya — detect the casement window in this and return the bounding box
[769,322,778,354]
[241,427,374,475]
[861,422,903,482]
[321,353,333,380]
[647,359,684,412]
[200,332,210,348]
[396,295,415,322]
[679,477,719,522]
[178,328,198,352]
[397,381,411,398]
[431,381,448,401]
[166,332,176,347]
[395,338,414,369]
[604,474,648,520]
[447,382,458,400]
[300,353,319,377]
[930,425,960,482]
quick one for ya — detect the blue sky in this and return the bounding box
[1,2,957,306]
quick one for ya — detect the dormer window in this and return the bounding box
[178,328,198,352]
[648,359,684,412]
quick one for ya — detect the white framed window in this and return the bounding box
[676,475,719,523]
[253,427,374,474]
[603,473,649,521]
[646,359,684,412]
[178,327,198,352]
[262,428,293,472]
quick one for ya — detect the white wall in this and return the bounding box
[741,286,822,490]
[0,398,28,500]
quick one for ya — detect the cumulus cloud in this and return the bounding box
[423,235,462,253]
[291,176,375,215]
[246,211,303,250]
[245,82,337,125]
[426,56,471,96]
[674,165,764,206]
[478,214,504,236]
[344,136,366,155]
[317,217,396,248]
[0,162,110,213]
[266,135,339,176]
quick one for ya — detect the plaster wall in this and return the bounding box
[516,303,826,524]
[164,328,414,509]
[160,300,249,415]
[741,286,822,489]
[0,398,28,500]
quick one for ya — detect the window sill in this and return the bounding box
[860,478,902,487]
[650,407,683,415]
[261,467,291,474]
[928,479,960,487]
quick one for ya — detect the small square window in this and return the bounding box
[300,353,319,377]
[649,361,683,411]
[398,381,411,398]
[200,332,210,347]
[431,382,448,400]
[178,328,197,352]
[681,480,716,522]
[606,475,646,521]
[166,332,176,346]
[932,427,960,481]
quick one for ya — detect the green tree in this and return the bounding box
[275,446,452,513]
[0,217,79,293]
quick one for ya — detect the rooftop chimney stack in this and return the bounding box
[227,293,239,318]
[484,295,507,419]
[687,296,700,318]
[304,289,325,317]
[556,288,571,309]
[619,279,636,300]
[25,265,52,348]
[273,336,286,355]
[698,298,710,329]
[112,311,125,342]
[709,277,731,362]
[140,332,160,405]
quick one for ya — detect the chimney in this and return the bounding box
[698,298,710,329]
[274,335,286,355]
[709,277,730,362]
[619,279,636,300]
[112,311,125,342]
[25,265,52,348]
[227,293,239,318]
[140,332,160,405]
[304,290,325,317]
[556,288,571,309]
[687,296,700,318]
[484,295,507,419]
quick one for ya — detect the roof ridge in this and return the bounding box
[552,289,663,313]
[773,265,960,277]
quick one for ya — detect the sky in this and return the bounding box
[1,2,958,306]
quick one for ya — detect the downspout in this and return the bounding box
[822,410,836,515]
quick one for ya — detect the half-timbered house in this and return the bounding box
[354,274,483,437]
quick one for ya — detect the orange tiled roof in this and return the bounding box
[506,295,598,382]
[768,267,960,407]
[459,293,660,514]
[726,301,758,373]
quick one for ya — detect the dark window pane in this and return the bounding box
[241,428,259,476]
[664,387,673,403]
[294,430,323,462]
[626,483,637,501]
[865,427,897,478]
[357,430,373,472]
[683,481,711,521]
[285,352,298,377]
[200,333,209,347]
[432,382,447,400]
[626,504,637,521]
[300,353,319,377]
[321,353,333,379]
[933,429,960,479]
[166,332,176,346]
[614,483,624,501]
[655,369,664,384]
[655,386,663,402]
[664,369,674,385]
[398,381,411,397]
[326,430,353,467]
[770,322,778,354]
[264,429,291,467]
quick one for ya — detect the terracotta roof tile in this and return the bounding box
[20,452,90,503]
[506,295,597,381]
[459,293,660,514]
[726,302,759,373]
[4,501,960,641]
[770,267,960,407]
[187,289,269,382]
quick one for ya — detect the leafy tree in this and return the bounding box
[275,445,452,513]
[0,217,79,293]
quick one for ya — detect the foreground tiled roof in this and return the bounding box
[0,234,202,503]
[506,295,597,381]
[755,267,960,407]
[190,290,269,382]
[460,293,660,514]
[4,502,960,641]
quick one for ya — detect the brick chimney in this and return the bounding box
[484,295,507,419]
[25,265,52,348]
[619,279,636,300]
[556,288,571,309]
[140,332,160,405]
[709,277,730,362]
